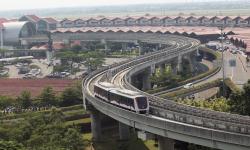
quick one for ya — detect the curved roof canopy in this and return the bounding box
[2,21,35,44]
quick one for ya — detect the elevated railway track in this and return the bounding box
[81,32,250,150]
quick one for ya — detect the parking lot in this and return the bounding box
[2,57,129,79]
[5,59,53,78]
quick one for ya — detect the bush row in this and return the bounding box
[224,78,240,93]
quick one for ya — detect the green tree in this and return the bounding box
[56,50,83,73]
[17,91,32,109]
[0,96,15,109]
[60,87,82,107]
[39,86,57,106]
[229,80,250,115]
[0,140,25,150]
[150,65,180,88]
[0,108,83,150]
[83,51,105,71]
[178,97,230,113]
[63,128,84,150]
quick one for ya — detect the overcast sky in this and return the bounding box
[0,0,229,11]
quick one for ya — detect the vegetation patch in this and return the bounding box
[160,79,222,98]
[147,47,221,94]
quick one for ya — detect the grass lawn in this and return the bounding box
[65,118,91,126]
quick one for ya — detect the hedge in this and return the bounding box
[224,78,240,93]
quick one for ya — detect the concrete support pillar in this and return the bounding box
[151,64,156,74]
[185,54,194,73]
[101,39,109,52]
[90,109,102,141]
[159,64,165,74]
[158,136,175,150]
[104,43,108,51]
[171,61,177,75]
[196,48,200,56]
[142,68,151,91]
[119,122,130,140]
[177,55,183,73]
[159,43,162,49]
[122,43,127,51]
[139,45,142,55]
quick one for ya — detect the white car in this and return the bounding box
[184,83,194,89]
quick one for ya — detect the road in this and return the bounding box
[189,50,249,99]
[195,50,249,88]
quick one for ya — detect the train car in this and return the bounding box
[94,82,117,101]
[94,82,149,114]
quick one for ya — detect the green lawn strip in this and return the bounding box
[65,118,91,126]
[0,109,52,120]
[1,105,86,121]
[160,79,222,98]
[63,109,86,116]
[60,104,83,112]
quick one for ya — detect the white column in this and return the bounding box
[0,27,3,49]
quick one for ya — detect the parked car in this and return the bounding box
[188,94,195,99]
[23,73,35,79]
[29,69,41,76]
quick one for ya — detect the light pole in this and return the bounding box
[218,26,226,97]
[0,25,3,50]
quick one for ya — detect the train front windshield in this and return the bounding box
[136,97,148,109]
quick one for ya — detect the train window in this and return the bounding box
[128,99,134,108]
[136,97,148,109]
[95,86,108,99]
[110,92,116,101]
[110,92,120,103]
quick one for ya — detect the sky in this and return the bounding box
[0,0,229,11]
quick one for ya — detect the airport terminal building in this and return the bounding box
[1,21,36,46]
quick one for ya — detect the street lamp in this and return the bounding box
[218,26,226,97]
[0,25,3,49]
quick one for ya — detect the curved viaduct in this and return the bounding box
[57,31,250,150]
